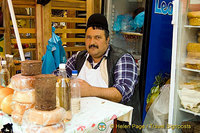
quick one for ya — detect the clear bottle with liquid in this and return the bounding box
[70,70,80,115]
[0,61,10,87]
[58,64,70,111]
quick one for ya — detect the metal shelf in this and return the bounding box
[184,25,200,28]
[182,67,200,73]
[180,108,200,116]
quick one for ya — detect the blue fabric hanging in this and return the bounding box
[42,27,67,74]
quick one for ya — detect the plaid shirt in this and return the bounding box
[53,46,138,103]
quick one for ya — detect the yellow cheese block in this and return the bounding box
[187,11,200,18]
[187,52,200,59]
[187,43,200,52]
[188,11,200,26]
[189,18,200,26]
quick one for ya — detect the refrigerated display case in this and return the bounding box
[103,0,145,73]
[103,0,174,122]
[168,0,200,132]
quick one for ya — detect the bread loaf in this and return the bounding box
[1,94,13,115]
[0,87,14,109]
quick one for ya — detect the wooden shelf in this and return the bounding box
[0,27,5,30]
[12,48,36,52]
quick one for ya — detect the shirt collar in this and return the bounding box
[86,45,110,69]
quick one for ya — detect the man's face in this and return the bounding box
[85,27,109,59]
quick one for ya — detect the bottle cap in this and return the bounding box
[5,54,10,57]
[1,60,6,65]
[9,55,13,58]
[72,70,78,75]
[59,64,66,69]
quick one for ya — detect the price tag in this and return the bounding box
[190,0,200,4]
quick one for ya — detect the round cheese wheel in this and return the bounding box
[0,87,14,109]
[12,89,35,104]
[11,111,22,125]
[1,94,13,115]
[11,74,36,91]
[23,107,66,126]
[24,122,65,133]
[12,101,34,115]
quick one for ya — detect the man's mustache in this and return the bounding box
[89,44,98,49]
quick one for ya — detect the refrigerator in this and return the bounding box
[103,0,173,122]
[168,0,200,132]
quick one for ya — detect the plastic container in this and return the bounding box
[57,64,70,111]
[70,70,80,115]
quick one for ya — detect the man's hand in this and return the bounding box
[77,79,122,102]
[77,79,92,97]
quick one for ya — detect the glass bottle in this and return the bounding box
[58,64,70,111]
[5,54,15,78]
[0,61,10,87]
[70,70,80,115]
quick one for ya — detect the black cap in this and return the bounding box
[86,13,109,32]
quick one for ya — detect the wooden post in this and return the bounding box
[86,0,94,21]
[67,10,76,47]
[2,0,11,55]
[94,0,102,14]
[43,1,51,53]
[36,3,43,60]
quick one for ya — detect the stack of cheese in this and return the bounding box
[185,40,200,69]
[179,80,200,113]
[188,11,200,26]
[22,74,66,133]
[11,60,42,125]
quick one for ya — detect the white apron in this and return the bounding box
[77,57,113,133]
[78,57,108,88]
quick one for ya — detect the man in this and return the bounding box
[56,13,138,104]
[54,13,141,133]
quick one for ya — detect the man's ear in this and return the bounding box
[106,37,110,44]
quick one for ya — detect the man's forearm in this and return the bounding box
[82,86,122,103]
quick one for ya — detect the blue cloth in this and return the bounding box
[129,11,145,31]
[42,27,67,74]
[113,12,145,32]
